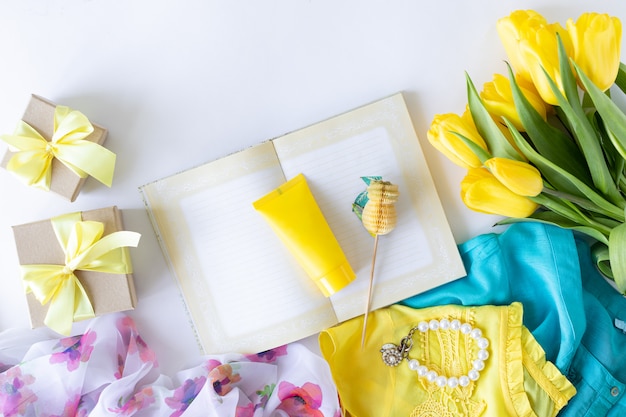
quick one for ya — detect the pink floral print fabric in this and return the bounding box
[0,314,341,417]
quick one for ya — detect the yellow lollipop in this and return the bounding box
[361,181,399,235]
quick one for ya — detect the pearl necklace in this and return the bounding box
[380,318,490,389]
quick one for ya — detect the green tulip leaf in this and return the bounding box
[505,64,591,190]
[450,132,491,163]
[497,212,609,244]
[504,122,584,198]
[590,215,623,230]
[531,192,593,227]
[465,72,523,161]
[590,242,614,279]
[541,187,620,222]
[533,192,613,236]
[615,62,626,95]
[582,91,595,110]
[575,61,626,164]
[541,37,624,205]
[608,221,626,293]
[556,34,581,105]
[504,118,625,220]
[592,111,626,181]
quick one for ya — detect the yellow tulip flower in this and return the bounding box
[484,157,543,196]
[497,10,574,105]
[519,22,574,105]
[496,10,549,81]
[461,168,539,218]
[427,111,488,169]
[481,73,548,131]
[567,13,622,92]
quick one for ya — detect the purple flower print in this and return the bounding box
[208,364,242,396]
[0,367,37,417]
[49,330,97,372]
[165,376,207,417]
[204,359,222,373]
[108,387,155,415]
[236,403,255,417]
[76,392,97,416]
[44,394,79,417]
[245,345,288,363]
[276,381,324,417]
[132,334,157,364]
[115,354,125,379]
[117,316,158,366]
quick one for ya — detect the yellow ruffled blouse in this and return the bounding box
[319,302,576,417]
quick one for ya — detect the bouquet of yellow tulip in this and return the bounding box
[427,10,626,292]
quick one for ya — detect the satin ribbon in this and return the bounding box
[1,105,115,190]
[20,212,141,335]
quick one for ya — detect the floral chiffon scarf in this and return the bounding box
[0,314,341,417]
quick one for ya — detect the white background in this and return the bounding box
[0,0,624,377]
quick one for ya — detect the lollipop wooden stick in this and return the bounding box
[361,234,379,347]
[360,180,399,347]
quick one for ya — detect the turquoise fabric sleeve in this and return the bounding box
[401,223,586,372]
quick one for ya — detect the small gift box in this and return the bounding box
[12,206,140,335]
[1,94,114,201]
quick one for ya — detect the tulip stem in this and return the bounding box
[541,188,625,222]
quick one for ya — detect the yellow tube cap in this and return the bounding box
[315,262,356,297]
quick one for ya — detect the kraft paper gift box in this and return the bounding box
[1,94,109,202]
[12,206,138,332]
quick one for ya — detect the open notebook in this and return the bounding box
[140,93,465,354]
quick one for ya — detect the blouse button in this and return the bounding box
[610,386,620,397]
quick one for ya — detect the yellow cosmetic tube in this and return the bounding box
[253,173,356,297]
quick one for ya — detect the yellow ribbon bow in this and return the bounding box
[1,105,115,190]
[20,212,141,335]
